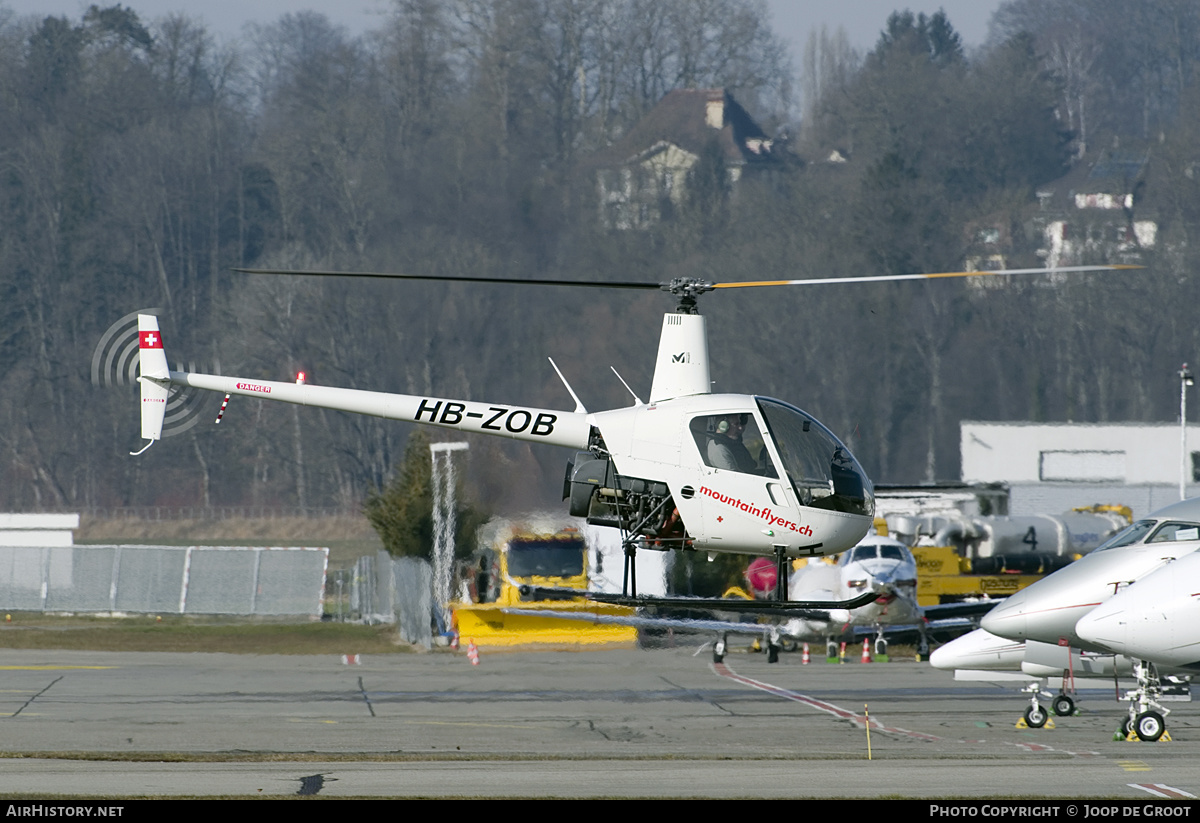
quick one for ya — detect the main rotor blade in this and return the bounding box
[235,268,662,290]
[710,264,1142,290]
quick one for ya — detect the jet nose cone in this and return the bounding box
[929,629,1024,671]
[981,579,1094,645]
[980,590,1029,640]
[1075,606,1126,655]
[928,640,964,670]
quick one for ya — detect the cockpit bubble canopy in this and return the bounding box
[756,397,874,518]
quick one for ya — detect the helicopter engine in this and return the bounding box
[564,453,679,546]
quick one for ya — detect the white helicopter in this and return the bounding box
[130,265,1133,605]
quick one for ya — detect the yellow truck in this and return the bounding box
[451,528,637,648]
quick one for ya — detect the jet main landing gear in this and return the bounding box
[1019,680,1078,728]
[1051,694,1075,717]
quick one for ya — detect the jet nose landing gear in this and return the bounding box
[1118,661,1171,742]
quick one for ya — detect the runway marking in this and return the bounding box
[1119,760,1152,772]
[713,661,1104,758]
[1131,783,1197,799]
[0,665,114,671]
[712,661,940,742]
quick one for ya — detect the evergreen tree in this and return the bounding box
[363,429,486,559]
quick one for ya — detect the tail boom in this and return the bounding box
[129,314,591,452]
[170,371,592,449]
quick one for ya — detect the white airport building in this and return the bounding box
[961,422,1200,518]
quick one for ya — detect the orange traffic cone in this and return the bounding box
[467,640,480,665]
[861,638,871,663]
[801,642,810,665]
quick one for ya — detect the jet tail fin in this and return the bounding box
[132,314,170,454]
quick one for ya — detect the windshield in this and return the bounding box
[1093,520,1156,552]
[506,537,586,577]
[844,544,906,563]
[756,397,874,517]
[1146,522,1200,543]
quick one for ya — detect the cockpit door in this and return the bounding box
[684,410,803,550]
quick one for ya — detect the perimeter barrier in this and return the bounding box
[0,545,328,616]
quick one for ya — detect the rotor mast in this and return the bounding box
[649,279,714,403]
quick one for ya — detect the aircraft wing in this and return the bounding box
[501,608,777,637]
[921,599,1003,621]
[518,585,881,613]
[844,616,976,641]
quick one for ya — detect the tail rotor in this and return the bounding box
[91,310,219,451]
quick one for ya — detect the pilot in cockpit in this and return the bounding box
[708,414,759,473]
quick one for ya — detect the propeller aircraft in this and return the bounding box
[129,264,1135,607]
[513,530,996,662]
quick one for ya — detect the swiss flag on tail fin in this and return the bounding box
[139,331,162,349]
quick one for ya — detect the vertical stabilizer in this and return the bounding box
[134,315,170,450]
[648,313,710,403]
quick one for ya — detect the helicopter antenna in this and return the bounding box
[610,366,643,406]
[548,358,587,413]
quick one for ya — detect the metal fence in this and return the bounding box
[0,545,328,616]
[71,507,355,521]
[342,552,434,649]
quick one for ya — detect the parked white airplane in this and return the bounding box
[778,534,926,659]
[510,532,991,663]
[976,497,1200,740]
[981,498,1200,648]
[1068,551,1200,741]
[1076,550,1200,671]
[930,628,1134,728]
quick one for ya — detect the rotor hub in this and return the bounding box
[660,278,715,314]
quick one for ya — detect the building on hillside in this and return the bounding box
[1036,142,1157,270]
[590,88,785,230]
[961,421,1200,517]
[960,140,1157,279]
